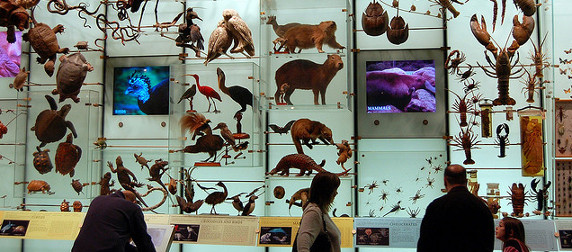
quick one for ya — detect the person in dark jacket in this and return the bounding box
[417,164,494,252]
[72,190,156,252]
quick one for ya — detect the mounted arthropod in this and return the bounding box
[379,190,389,203]
[507,183,527,217]
[386,16,409,45]
[450,125,480,165]
[558,139,568,154]
[479,99,493,138]
[409,189,425,203]
[471,14,527,106]
[530,33,550,78]
[513,0,539,16]
[362,181,379,195]
[463,79,480,93]
[406,207,420,218]
[495,123,509,158]
[457,65,476,82]
[426,177,435,188]
[429,0,461,18]
[531,178,551,212]
[521,68,546,103]
[445,50,466,75]
[448,89,475,127]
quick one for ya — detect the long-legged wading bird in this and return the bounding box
[217,67,253,118]
[186,74,221,113]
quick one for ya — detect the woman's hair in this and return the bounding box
[501,217,526,243]
[309,172,340,212]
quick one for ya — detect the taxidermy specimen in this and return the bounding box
[55,133,82,177]
[98,172,115,195]
[134,152,152,170]
[531,178,551,213]
[508,183,526,217]
[278,20,344,53]
[71,179,89,195]
[53,52,93,103]
[177,84,197,111]
[241,195,258,216]
[108,156,149,207]
[268,120,295,135]
[267,154,349,176]
[223,9,255,57]
[31,95,77,148]
[180,111,212,140]
[361,1,389,36]
[273,186,285,199]
[228,192,246,215]
[186,74,222,113]
[266,15,301,50]
[10,67,29,91]
[213,122,235,146]
[181,134,225,162]
[204,20,232,65]
[26,180,51,194]
[287,188,310,211]
[217,67,253,118]
[124,70,170,115]
[33,147,52,174]
[336,140,352,171]
[386,16,409,45]
[0,0,30,43]
[274,54,344,105]
[290,118,334,154]
[175,8,204,58]
[23,19,69,76]
[204,181,228,214]
[147,159,169,193]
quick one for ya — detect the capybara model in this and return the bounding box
[274,54,344,105]
[282,21,345,53]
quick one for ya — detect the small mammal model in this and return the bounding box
[281,21,345,53]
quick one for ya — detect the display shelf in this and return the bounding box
[14,90,100,200]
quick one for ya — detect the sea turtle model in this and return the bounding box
[53,52,93,103]
[31,95,77,148]
[32,146,53,174]
[55,133,82,177]
[22,21,69,76]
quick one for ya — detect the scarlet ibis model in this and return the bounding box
[217,68,253,118]
[204,181,228,215]
[187,74,221,113]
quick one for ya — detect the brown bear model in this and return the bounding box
[281,21,345,53]
[274,54,344,105]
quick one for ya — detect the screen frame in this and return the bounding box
[356,49,446,138]
[112,65,170,115]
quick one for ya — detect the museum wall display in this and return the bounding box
[0,0,569,251]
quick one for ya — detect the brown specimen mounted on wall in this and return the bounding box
[279,21,345,53]
[55,133,82,177]
[31,95,77,148]
[508,183,526,217]
[33,147,53,174]
[53,52,93,103]
[267,153,348,176]
[26,180,51,194]
[23,20,69,77]
[290,118,334,154]
[0,0,30,43]
[386,16,409,45]
[274,54,344,105]
[520,115,543,176]
[361,1,388,36]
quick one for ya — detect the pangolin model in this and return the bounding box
[266,153,349,176]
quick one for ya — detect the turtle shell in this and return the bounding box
[33,147,53,174]
[71,179,83,194]
[55,133,81,177]
[34,109,68,143]
[27,23,60,60]
[55,53,91,102]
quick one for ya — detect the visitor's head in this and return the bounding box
[444,164,467,190]
[309,172,341,212]
[496,217,526,243]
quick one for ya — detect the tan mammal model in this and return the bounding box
[281,21,345,53]
[274,54,344,105]
[290,118,333,154]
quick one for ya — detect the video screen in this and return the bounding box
[113,66,170,115]
[0,31,22,78]
[366,60,436,113]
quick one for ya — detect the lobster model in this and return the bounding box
[449,124,480,165]
[508,183,527,217]
[530,178,551,214]
[445,50,466,75]
[513,0,539,17]
[448,89,475,127]
[290,118,334,154]
[361,1,389,36]
[471,14,534,106]
[267,154,349,176]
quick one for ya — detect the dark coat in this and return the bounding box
[417,186,494,252]
[72,191,156,252]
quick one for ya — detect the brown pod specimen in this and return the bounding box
[274,54,344,105]
[33,147,53,174]
[273,186,285,199]
[361,1,389,36]
[281,21,345,53]
[386,16,409,45]
[55,133,82,177]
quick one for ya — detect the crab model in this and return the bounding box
[23,21,69,76]
[53,52,93,103]
[31,95,77,148]
[32,146,53,174]
[55,133,82,177]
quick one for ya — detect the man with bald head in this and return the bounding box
[72,190,155,252]
[417,164,494,252]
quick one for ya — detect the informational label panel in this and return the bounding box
[169,214,258,246]
[257,216,353,248]
[0,211,85,240]
[494,219,557,251]
[354,217,421,248]
[554,219,572,250]
[144,214,171,225]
